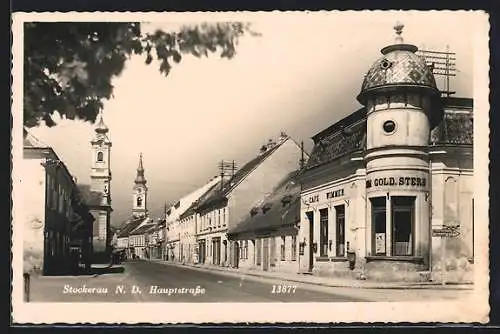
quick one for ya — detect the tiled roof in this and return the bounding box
[196,139,286,212]
[179,181,222,220]
[307,108,366,170]
[431,97,473,145]
[130,223,156,236]
[228,171,301,237]
[306,97,473,170]
[117,217,147,238]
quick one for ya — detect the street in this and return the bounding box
[29,259,473,303]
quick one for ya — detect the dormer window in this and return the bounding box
[262,203,272,214]
[97,151,104,162]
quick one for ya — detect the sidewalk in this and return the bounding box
[149,259,473,290]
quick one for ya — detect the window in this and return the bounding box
[319,208,329,256]
[97,151,104,162]
[137,196,142,207]
[244,240,248,259]
[218,209,221,227]
[291,235,297,261]
[239,242,243,259]
[223,208,226,225]
[371,197,387,255]
[391,196,415,256]
[280,236,286,261]
[335,205,345,256]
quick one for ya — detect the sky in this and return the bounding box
[26,11,479,227]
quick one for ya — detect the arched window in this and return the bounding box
[97,151,104,162]
[137,196,142,207]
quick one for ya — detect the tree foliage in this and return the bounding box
[23,22,258,127]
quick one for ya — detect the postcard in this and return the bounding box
[11,10,490,324]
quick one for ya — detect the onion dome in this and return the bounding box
[357,22,439,104]
[95,113,109,134]
[356,22,443,127]
[134,153,147,184]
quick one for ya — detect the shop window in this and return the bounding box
[391,196,415,256]
[335,205,346,256]
[280,236,286,261]
[291,235,297,261]
[319,208,329,256]
[371,197,387,255]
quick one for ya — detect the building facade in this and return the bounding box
[164,176,222,263]
[227,170,303,273]
[297,24,474,282]
[22,129,94,275]
[194,133,305,268]
[89,114,113,258]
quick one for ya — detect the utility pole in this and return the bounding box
[218,160,238,190]
[299,141,305,170]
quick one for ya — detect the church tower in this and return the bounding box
[90,112,113,255]
[132,153,148,217]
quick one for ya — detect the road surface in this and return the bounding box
[29,259,367,302]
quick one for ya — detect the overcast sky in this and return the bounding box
[27,11,478,226]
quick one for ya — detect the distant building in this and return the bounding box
[165,176,222,263]
[88,113,113,259]
[192,133,304,268]
[132,153,148,218]
[22,129,94,275]
[297,24,474,282]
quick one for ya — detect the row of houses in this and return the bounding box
[22,129,95,275]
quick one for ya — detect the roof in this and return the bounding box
[165,176,222,223]
[195,138,288,212]
[228,170,301,237]
[117,216,148,238]
[306,97,473,170]
[130,223,156,236]
[179,180,222,220]
[307,109,366,170]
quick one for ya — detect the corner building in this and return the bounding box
[298,24,474,282]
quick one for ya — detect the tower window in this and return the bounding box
[137,196,142,207]
[383,120,396,134]
[97,151,104,162]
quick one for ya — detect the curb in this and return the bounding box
[149,260,473,291]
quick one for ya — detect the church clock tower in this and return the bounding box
[90,112,113,255]
[132,153,148,217]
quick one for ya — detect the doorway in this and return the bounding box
[306,211,314,272]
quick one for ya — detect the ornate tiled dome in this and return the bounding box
[357,22,439,104]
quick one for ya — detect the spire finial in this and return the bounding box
[394,21,404,44]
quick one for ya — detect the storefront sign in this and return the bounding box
[366,176,427,189]
[308,194,319,203]
[326,188,345,199]
[375,233,386,254]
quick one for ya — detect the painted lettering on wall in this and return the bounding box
[308,194,319,203]
[326,189,344,199]
[366,176,427,189]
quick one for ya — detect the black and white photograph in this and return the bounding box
[11,10,490,323]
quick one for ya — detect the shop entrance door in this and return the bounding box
[307,212,314,272]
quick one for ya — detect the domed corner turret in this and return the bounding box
[356,22,443,128]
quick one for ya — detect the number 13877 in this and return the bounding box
[271,285,297,294]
